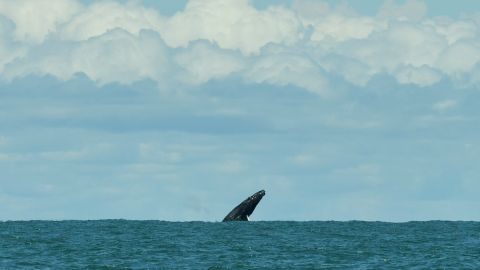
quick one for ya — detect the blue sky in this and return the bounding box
[1,0,479,221]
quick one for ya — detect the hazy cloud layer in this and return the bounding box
[1,0,480,221]
[1,0,480,93]
[1,73,479,221]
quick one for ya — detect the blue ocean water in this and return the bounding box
[1,220,479,269]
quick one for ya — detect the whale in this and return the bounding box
[223,190,265,222]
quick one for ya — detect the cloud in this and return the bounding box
[378,0,427,21]
[430,18,477,45]
[0,0,480,91]
[0,0,81,43]
[433,99,458,111]
[2,1,480,222]
[214,160,247,173]
[437,40,480,75]
[160,0,303,54]
[0,16,26,73]
[59,1,164,41]
[310,15,379,42]
[174,41,245,84]
[1,68,478,220]
[329,22,447,85]
[5,29,170,84]
[244,47,329,95]
[395,65,442,86]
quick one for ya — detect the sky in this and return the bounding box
[0,0,479,221]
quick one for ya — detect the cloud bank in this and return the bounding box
[0,0,479,94]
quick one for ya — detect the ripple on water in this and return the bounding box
[0,220,479,269]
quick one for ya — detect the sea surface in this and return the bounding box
[1,220,479,269]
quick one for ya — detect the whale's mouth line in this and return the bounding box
[222,190,266,222]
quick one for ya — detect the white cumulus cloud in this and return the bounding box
[174,41,246,84]
[160,0,303,55]
[5,29,170,84]
[59,1,164,41]
[395,65,442,86]
[245,47,329,95]
[0,0,81,43]
[0,0,480,92]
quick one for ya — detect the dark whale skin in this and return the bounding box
[222,190,265,222]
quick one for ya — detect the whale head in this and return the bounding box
[248,190,265,204]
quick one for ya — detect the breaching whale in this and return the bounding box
[222,190,265,222]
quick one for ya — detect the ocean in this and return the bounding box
[1,220,479,269]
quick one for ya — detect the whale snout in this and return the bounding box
[252,190,265,200]
[252,189,265,197]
